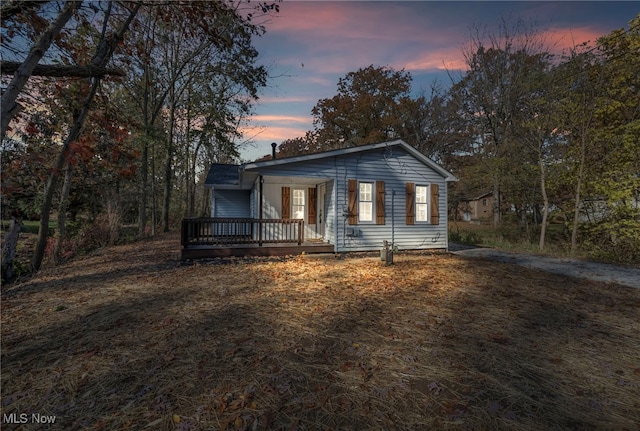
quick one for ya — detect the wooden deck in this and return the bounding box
[180,217,334,259]
[181,241,335,259]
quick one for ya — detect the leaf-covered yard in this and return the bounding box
[2,234,639,430]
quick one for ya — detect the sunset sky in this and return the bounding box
[240,1,639,161]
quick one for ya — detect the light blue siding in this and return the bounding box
[213,190,251,218]
[248,146,449,252]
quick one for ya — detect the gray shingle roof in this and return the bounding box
[204,164,240,186]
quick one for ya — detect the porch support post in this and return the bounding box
[259,176,263,246]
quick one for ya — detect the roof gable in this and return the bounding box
[244,139,456,181]
[205,140,457,186]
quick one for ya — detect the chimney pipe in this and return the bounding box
[271,142,277,159]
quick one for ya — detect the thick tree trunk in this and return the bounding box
[2,218,22,282]
[53,161,74,264]
[0,0,79,143]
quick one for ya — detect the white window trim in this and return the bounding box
[358,181,374,223]
[415,184,429,223]
[292,189,305,220]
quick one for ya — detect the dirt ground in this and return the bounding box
[1,233,639,430]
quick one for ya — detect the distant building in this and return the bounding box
[458,191,494,222]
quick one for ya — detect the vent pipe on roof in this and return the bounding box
[271,142,277,159]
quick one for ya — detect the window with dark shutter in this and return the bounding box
[406,182,415,225]
[347,179,358,225]
[430,183,439,225]
[281,186,290,219]
[308,187,316,225]
[376,181,385,225]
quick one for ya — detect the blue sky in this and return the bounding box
[239,1,639,161]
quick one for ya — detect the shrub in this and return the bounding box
[449,230,483,246]
[579,206,640,264]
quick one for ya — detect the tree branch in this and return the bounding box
[0,61,125,78]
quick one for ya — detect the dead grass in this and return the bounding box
[2,233,640,430]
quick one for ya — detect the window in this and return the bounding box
[415,185,428,222]
[292,189,305,219]
[359,182,373,222]
[482,198,487,207]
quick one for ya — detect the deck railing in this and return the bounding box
[181,218,305,247]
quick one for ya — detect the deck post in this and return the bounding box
[181,219,187,248]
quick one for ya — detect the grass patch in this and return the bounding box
[1,219,57,235]
[2,233,639,430]
[449,221,585,258]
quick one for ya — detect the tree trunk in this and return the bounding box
[162,85,176,232]
[2,218,22,282]
[492,175,501,228]
[53,161,73,264]
[138,139,148,237]
[0,61,124,78]
[189,140,202,216]
[0,0,79,143]
[151,139,156,236]
[570,133,587,256]
[538,154,549,251]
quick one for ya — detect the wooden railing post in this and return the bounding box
[181,219,188,248]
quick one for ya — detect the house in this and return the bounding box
[458,191,494,222]
[181,139,457,258]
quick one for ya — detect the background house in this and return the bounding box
[458,191,494,222]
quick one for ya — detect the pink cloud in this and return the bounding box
[252,114,312,124]
[258,95,313,104]
[263,2,465,75]
[399,48,467,72]
[544,26,603,52]
[242,125,309,143]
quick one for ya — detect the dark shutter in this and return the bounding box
[308,187,317,225]
[281,186,290,219]
[376,180,385,225]
[347,179,358,225]
[430,183,439,225]
[406,182,415,225]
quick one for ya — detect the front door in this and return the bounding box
[317,183,326,238]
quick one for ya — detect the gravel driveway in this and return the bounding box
[450,244,640,289]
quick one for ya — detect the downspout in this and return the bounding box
[391,189,395,248]
[259,175,263,246]
[334,157,339,252]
